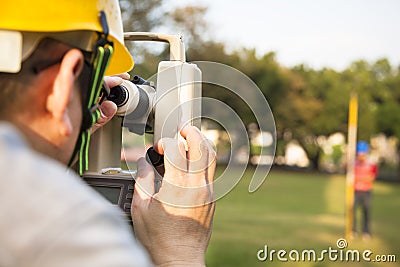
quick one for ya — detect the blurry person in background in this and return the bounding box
[353,141,378,241]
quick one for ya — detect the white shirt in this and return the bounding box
[0,123,153,267]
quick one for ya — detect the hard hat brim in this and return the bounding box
[106,37,134,75]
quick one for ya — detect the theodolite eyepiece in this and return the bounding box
[107,76,155,118]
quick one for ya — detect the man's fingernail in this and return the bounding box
[109,76,123,85]
[101,101,117,117]
[122,73,130,79]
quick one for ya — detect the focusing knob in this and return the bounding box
[108,85,128,107]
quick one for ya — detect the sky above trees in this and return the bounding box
[165,0,400,71]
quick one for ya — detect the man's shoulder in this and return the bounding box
[0,122,99,204]
[0,122,116,231]
[0,123,151,266]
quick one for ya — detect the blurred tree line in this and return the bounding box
[120,0,400,170]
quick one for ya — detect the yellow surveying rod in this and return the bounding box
[345,92,358,239]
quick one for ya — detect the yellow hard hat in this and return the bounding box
[0,0,134,75]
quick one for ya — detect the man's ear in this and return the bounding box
[46,49,84,137]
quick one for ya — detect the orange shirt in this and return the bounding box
[354,160,377,191]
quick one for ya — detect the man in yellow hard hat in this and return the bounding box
[0,1,216,266]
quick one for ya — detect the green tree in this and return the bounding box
[120,0,164,32]
[120,1,400,172]
[165,5,209,49]
[119,0,166,78]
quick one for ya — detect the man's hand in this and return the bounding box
[132,126,216,267]
[91,73,130,133]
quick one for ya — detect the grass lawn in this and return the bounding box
[206,166,400,267]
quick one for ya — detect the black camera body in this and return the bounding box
[84,173,134,223]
